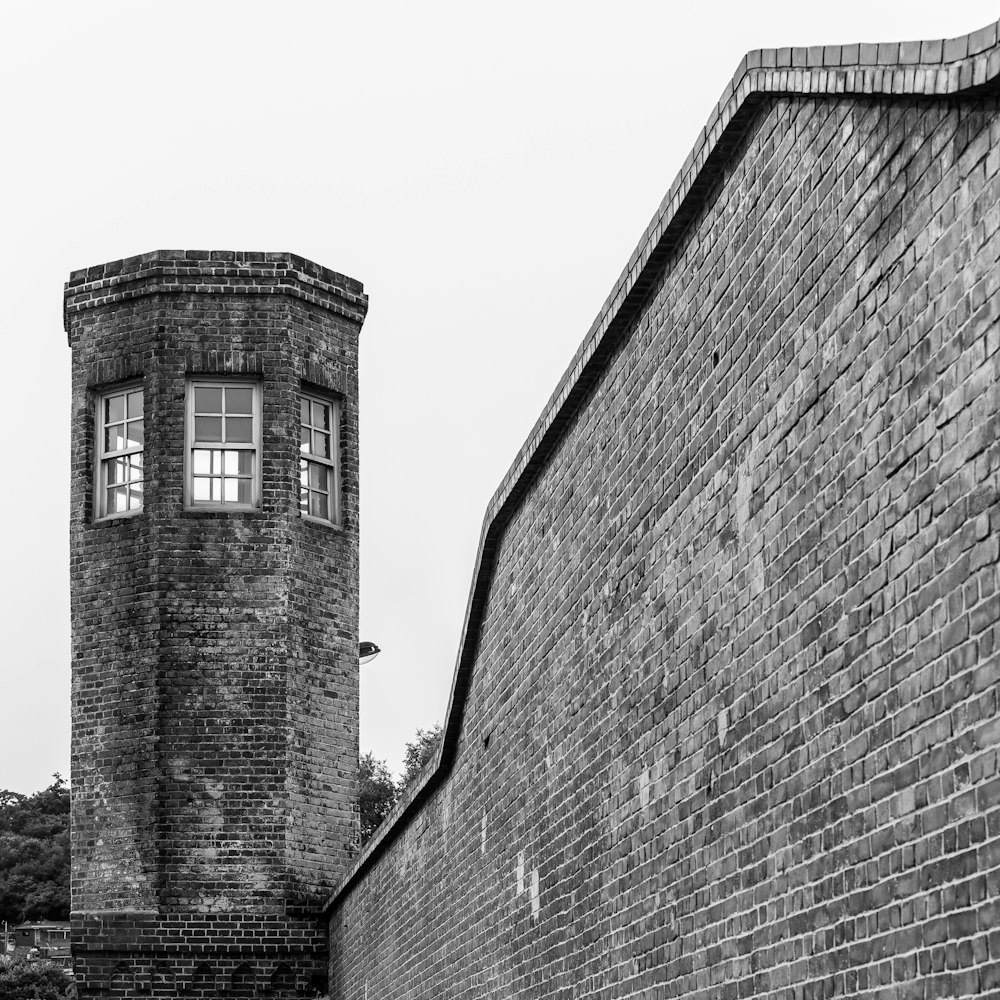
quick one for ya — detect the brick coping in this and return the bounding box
[63,250,368,340]
[327,17,999,911]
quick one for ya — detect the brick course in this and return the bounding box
[327,22,1000,1000]
[66,251,367,997]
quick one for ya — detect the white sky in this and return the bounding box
[0,1,995,794]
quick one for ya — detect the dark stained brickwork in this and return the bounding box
[66,251,367,997]
[327,31,1000,1000]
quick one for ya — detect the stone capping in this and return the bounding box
[63,250,368,342]
[322,17,999,911]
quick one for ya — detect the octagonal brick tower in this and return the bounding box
[64,251,368,998]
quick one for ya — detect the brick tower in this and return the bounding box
[65,251,367,997]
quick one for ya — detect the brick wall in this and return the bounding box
[327,35,1000,1000]
[66,251,367,997]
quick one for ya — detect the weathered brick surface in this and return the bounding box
[66,251,367,997]
[327,49,1000,1000]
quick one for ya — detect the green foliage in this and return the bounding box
[399,724,443,792]
[358,723,444,846]
[0,957,75,1000]
[0,777,71,924]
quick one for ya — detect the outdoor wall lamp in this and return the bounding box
[359,641,381,665]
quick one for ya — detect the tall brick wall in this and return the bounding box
[327,33,1000,1000]
[66,251,367,997]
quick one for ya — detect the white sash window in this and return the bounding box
[185,380,261,509]
[300,392,340,525]
[96,384,144,519]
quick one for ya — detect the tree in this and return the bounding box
[0,776,71,924]
[358,723,444,846]
[0,958,76,1000]
[359,753,397,846]
[398,724,443,793]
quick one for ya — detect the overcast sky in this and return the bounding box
[0,2,996,795]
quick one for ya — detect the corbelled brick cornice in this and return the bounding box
[64,250,368,343]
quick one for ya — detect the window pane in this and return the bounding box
[131,453,143,473]
[308,462,328,491]
[225,417,253,443]
[195,387,223,413]
[106,458,127,485]
[237,479,252,504]
[193,450,211,475]
[109,486,128,513]
[300,398,310,425]
[226,388,253,414]
[127,420,144,448]
[105,424,126,453]
[128,484,143,510]
[211,478,221,502]
[195,416,223,442]
[310,492,329,520]
[300,486,309,511]
[222,451,252,476]
[300,460,309,489]
[224,478,239,502]
[127,391,143,418]
[105,395,125,424]
[301,427,311,453]
[314,432,329,459]
[193,478,211,501]
[312,401,330,430]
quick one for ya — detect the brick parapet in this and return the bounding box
[330,86,1000,994]
[326,16,1000,911]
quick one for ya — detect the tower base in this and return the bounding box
[71,912,328,998]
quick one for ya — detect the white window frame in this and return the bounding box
[95,381,144,521]
[184,379,262,511]
[299,390,341,526]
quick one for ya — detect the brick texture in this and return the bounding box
[327,70,1000,1000]
[66,251,367,997]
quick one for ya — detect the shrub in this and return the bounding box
[0,957,75,999]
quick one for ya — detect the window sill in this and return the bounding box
[300,512,344,531]
[90,510,145,526]
[182,505,263,516]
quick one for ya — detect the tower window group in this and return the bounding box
[94,379,341,524]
